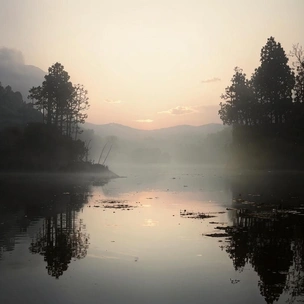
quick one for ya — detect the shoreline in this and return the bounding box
[0,169,120,185]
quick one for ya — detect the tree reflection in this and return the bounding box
[0,177,93,260]
[29,199,89,279]
[225,209,304,304]
[284,222,304,304]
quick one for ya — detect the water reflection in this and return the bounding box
[1,169,304,304]
[29,210,89,279]
[223,172,304,304]
[0,175,98,278]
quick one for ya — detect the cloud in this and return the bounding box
[158,105,198,115]
[0,48,24,67]
[104,99,123,104]
[134,119,154,123]
[201,77,221,84]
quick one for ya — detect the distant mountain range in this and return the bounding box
[81,122,229,165]
[0,48,46,100]
[84,122,225,140]
[0,64,45,100]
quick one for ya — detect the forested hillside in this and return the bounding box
[219,37,304,169]
[0,63,93,172]
[0,83,41,129]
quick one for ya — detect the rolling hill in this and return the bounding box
[84,122,225,141]
[81,122,229,165]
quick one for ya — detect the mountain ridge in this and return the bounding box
[0,63,46,100]
[85,122,224,133]
[83,122,226,142]
[80,121,229,165]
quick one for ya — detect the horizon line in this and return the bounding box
[84,121,224,131]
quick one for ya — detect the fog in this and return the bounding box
[0,3,304,302]
[80,122,231,166]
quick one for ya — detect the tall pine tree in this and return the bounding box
[252,37,294,124]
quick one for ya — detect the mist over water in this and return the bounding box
[79,123,230,166]
[0,165,303,304]
[0,2,303,303]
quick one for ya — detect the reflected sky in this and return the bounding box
[0,167,303,304]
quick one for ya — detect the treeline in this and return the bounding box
[0,83,41,129]
[0,123,87,171]
[219,37,303,126]
[219,37,304,169]
[29,62,89,139]
[0,63,94,172]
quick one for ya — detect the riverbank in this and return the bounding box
[0,168,119,186]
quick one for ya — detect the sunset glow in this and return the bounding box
[0,0,303,129]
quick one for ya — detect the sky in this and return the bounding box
[0,0,304,129]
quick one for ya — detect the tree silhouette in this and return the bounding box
[252,37,294,124]
[28,63,89,138]
[218,37,304,169]
[219,37,295,126]
[72,84,90,139]
[290,44,304,105]
[290,44,304,128]
[219,67,254,125]
[0,82,41,129]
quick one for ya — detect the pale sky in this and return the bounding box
[0,0,304,129]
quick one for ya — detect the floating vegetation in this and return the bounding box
[98,199,127,204]
[92,199,137,210]
[233,206,304,220]
[103,204,135,210]
[204,233,229,238]
[230,279,240,284]
[214,226,227,230]
[209,211,226,214]
[180,209,215,219]
[232,198,256,205]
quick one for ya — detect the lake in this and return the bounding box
[0,165,303,304]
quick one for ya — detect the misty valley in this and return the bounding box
[0,4,304,302]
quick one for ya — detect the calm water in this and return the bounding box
[0,166,303,304]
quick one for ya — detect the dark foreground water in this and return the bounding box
[0,166,303,304]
